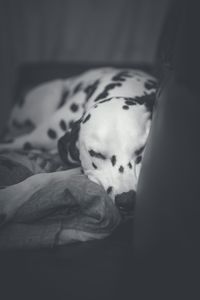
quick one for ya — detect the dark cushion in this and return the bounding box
[133,0,200,296]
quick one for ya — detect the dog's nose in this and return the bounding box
[115,190,136,212]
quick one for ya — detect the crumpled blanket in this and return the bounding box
[0,151,121,250]
[0,149,65,187]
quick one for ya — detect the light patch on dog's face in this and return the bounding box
[78,98,151,201]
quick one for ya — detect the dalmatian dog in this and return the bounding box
[0,67,157,211]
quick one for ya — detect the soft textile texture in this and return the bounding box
[0,149,65,187]
[0,164,121,249]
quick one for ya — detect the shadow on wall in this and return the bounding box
[0,0,171,133]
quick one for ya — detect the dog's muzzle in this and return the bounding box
[115,190,136,212]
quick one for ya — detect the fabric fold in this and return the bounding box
[0,157,121,249]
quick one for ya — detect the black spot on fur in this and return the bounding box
[111,155,116,166]
[92,162,98,169]
[125,100,136,106]
[73,82,83,94]
[133,93,154,105]
[47,129,57,139]
[112,71,133,82]
[133,93,156,114]
[89,150,106,160]
[57,90,69,109]
[70,103,79,112]
[99,98,112,104]
[82,114,91,124]
[94,104,98,108]
[23,142,32,150]
[119,166,124,173]
[122,105,129,110]
[135,155,142,164]
[84,80,100,102]
[59,119,67,131]
[135,146,145,156]
[95,83,122,102]
[115,97,137,102]
[128,162,132,169]
[107,186,113,194]
[144,79,157,90]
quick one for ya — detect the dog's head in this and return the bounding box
[58,97,153,211]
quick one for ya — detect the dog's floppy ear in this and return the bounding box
[57,119,81,167]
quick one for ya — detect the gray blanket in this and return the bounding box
[0,151,121,249]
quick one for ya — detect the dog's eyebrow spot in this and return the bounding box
[119,166,124,173]
[111,155,116,166]
[47,129,57,139]
[107,186,113,194]
[135,146,145,156]
[89,149,106,160]
[122,105,129,110]
[128,162,132,169]
[92,162,98,169]
[82,114,91,124]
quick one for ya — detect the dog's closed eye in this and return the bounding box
[88,149,106,160]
